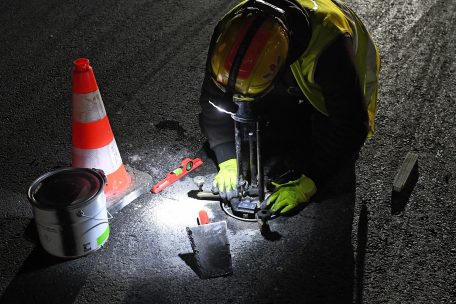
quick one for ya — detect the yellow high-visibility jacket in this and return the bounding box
[290,0,380,137]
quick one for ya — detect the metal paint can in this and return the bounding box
[27,168,110,258]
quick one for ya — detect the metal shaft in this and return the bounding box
[249,129,257,186]
[234,120,243,191]
[256,120,264,202]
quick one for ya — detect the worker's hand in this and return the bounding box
[266,175,317,214]
[212,158,238,201]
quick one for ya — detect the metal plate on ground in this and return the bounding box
[186,221,233,279]
[392,152,419,193]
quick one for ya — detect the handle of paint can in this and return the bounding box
[93,168,108,184]
[77,210,113,221]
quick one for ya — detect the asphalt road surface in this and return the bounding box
[0,0,454,303]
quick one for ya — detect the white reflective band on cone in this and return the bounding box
[72,139,123,175]
[72,90,107,123]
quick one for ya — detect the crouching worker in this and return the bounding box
[198,0,380,214]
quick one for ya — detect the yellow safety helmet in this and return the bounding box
[209,8,290,101]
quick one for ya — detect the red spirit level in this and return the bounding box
[151,157,203,194]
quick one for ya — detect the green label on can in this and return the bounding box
[97,225,110,246]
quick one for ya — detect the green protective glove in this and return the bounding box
[212,158,238,201]
[266,174,317,214]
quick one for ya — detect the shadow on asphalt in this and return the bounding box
[178,252,200,278]
[355,200,368,304]
[255,162,360,303]
[0,219,96,304]
[253,161,369,303]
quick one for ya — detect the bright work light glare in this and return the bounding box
[209,100,235,115]
[143,187,215,231]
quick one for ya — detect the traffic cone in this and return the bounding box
[71,58,131,197]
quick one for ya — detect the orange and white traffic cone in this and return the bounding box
[71,58,131,197]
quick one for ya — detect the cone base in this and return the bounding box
[105,164,132,197]
[106,166,153,214]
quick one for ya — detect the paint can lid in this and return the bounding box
[29,168,104,209]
